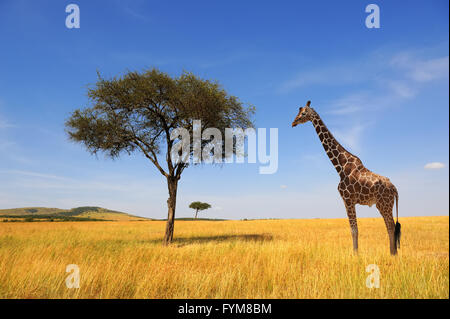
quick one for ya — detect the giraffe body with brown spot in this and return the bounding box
[292,101,401,255]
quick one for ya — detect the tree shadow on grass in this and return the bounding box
[152,233,273,247]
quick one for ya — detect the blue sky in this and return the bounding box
[0,0,448,219]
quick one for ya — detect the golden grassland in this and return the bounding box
[0,216,447,299]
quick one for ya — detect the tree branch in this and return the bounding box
[133,137,168,178]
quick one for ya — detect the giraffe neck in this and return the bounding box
[309,109,356,174]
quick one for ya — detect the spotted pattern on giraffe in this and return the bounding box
[292,101,401,255]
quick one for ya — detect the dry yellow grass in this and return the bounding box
[0,216,447,299]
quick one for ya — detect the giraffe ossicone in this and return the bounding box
[292,100,401,255]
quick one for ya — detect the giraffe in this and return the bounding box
[292,101,401,255]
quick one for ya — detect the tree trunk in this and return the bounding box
[163,176,178,245]
[195,209,198,219]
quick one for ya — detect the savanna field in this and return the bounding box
[0,216,447,299]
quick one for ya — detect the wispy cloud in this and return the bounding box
[337,53,448,110]
[0,110,30,164]
[0,170,67,181]
[278,64,370,94]
[280,49,449,110]
[307,49,450,156]
[325,93,370,115]
[390,54,449,83]
[424,162,445,170]
[0,140,15,150]
[0,169,166,215]
[0,118,12,129]
[115,0,150,22]
[0,169,141,192]
[0,142,32,164]
[0,106,13,129]
[333,123,367,153]
[386,80,416,99]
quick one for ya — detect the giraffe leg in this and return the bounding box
[377,201,397,255]
[345,203,358,253]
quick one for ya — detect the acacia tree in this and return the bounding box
[189,202,211,219]
[65,69,254,244]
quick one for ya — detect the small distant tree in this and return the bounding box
[189,202,211,219]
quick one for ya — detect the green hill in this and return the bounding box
[0,206,148,222]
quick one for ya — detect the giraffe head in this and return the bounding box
[292,101,313,127]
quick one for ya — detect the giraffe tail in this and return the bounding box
[394,191,401,250]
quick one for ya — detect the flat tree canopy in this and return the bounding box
[189,201,211,219]
[65,68,254,244]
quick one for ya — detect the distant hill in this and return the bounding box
[0,206,149,222]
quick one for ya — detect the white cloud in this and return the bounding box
[115,0,150,22]
[327,96,362,114]
[326,92,373,115]
[0,112,30,164]
[0,169,151,193]
[386,80,416,99]
[280,185,288,189]
[327,105,362,115]
[1,170,68,181]
[278,64,369,93]
[281,50,449,117]
[333,124,366,153]
[314,50,449,158]
[0,110,13,129]
[410,57,449,82]
[391,54,449,83]
[424,162,445,170]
